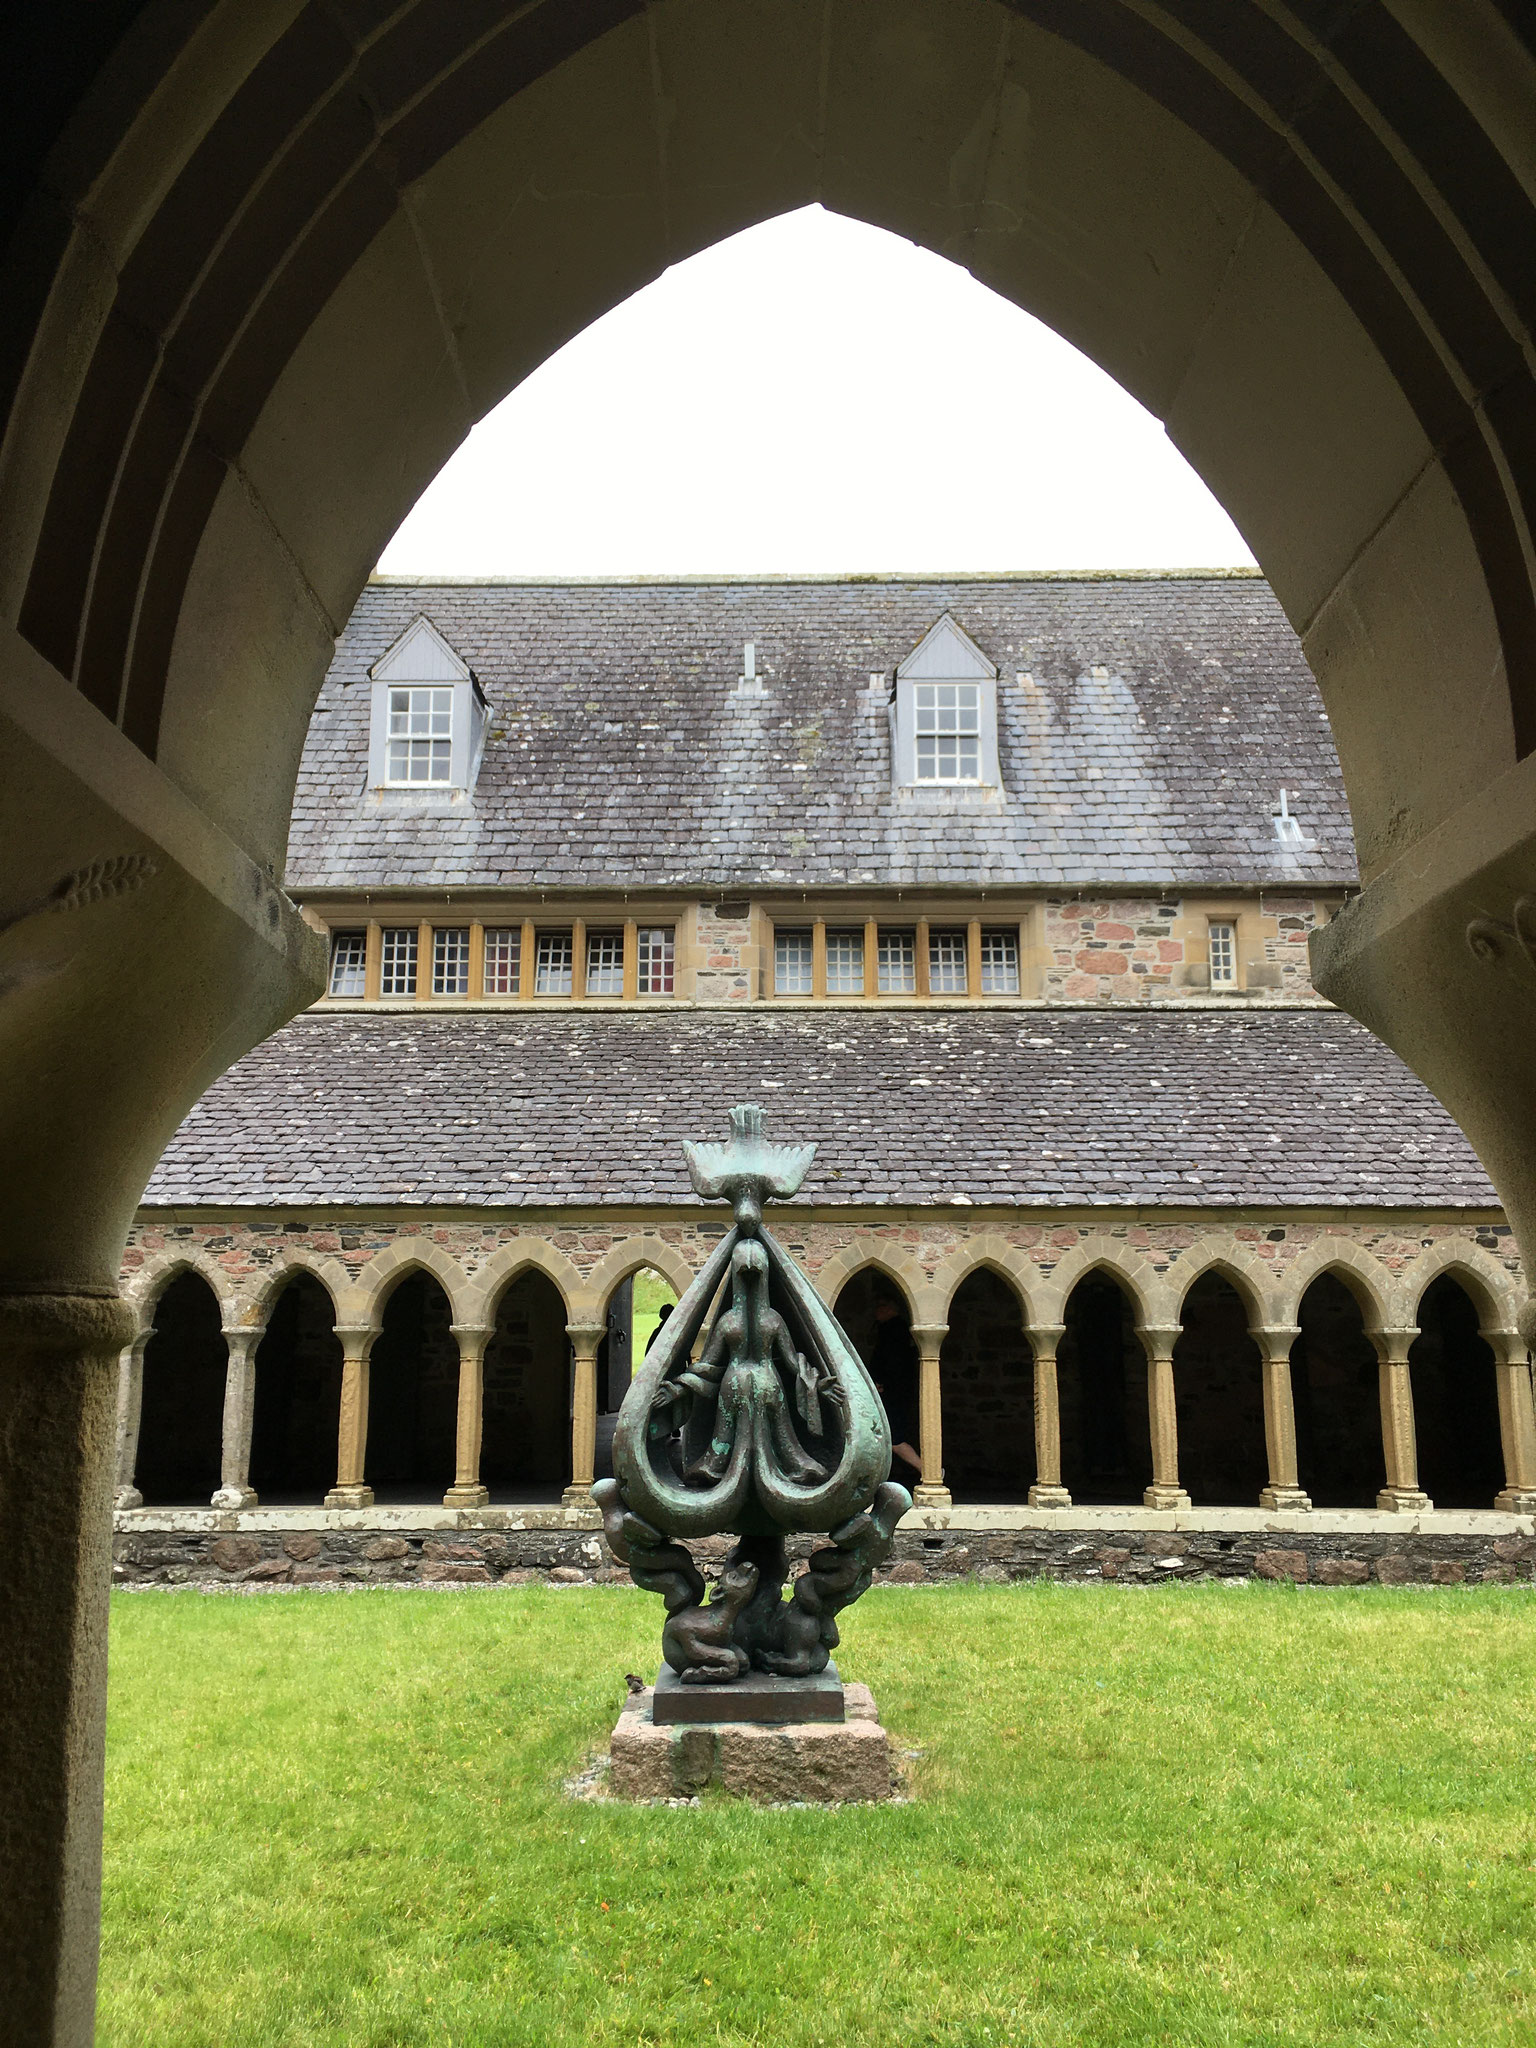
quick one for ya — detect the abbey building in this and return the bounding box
[112,573,1536,1583]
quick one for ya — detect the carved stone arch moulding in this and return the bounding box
[578,1237,701,1325]
[1276,1239,1395,1333]
[125,1248,241,1332]
[237,1253,352,1329]
[464,1236,584,1326]
[1153,1234,1280,1330]
[1396,1238,1525,1335]
[925,1233,1037,1328]
[346,1239,475,1331]
[1034,1237,1157,1327]
[811,1238,925,1320]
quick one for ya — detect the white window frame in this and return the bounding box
[366,617,487,794]
[979,930,1019,995]
[379,926,418,997]
[1208,921,1239,989]
[483,927,520,996]
[586,929,624,997]
[535,931,573,997]
[877,929,916,995]
[775,929,813,996]
[328,929,366,997]
[825,929,864,995]
[637,927,675,997]
[384,684,454,786]
[892,615,1002,790]
[929,929,968,993]
[432,925,469,996]
[912,684,982,783]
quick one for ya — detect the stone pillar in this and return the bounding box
[1140,1326,1191,1510]
[1492,1308,1536,1512]
[112,1328,150,1510]
[211,1327,263,1509]
[325,1327,376,1510]
[0,1290,136,2047]
[911,1323,951,1508]
[444,1324,494,1508]
[1375,1328,1431,1511]
[1256,1326,1312,1511]
[1027,1321,1071,1507]
[564,1322,605,1504]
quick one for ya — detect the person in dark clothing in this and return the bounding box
[868,1296,923,1484]
[644,1301,674,1352]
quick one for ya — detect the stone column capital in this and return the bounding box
[450,1321,495,1349]
[333,1324,376,1362]
[219,1325,265,1358]
[1375,1327,1418,1366]
[1137,1324,1182,1358]
[910,1323,948,1349]
[566,1321,606,1358]
[1254,1324,1301,1363]
[1027,1321,1066,1353]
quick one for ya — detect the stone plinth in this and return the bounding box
[609,1680,892,1802]
[653,1662,845,1724]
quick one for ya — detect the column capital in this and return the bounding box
[450,1322,495,1347]
[1137,1324,1182,1357]
[219,1325,265,1357]
[1027,1321,1066,1348]
[333,1324,376,1362]
[1254,1324,1301,1362]
[910,1323,948,1347]
[1375,1327,1418,1365]
[566,1320,606,1342]
[0,1290,137,1361]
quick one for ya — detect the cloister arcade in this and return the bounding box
[116,1229,1536,1520]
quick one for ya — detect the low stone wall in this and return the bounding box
[112,1505,1536,1589]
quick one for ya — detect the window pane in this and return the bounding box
[432,926,469,996]
[912,683,981,780]
[980,930,1019,995]
[877,930,915,994]
[929,929,968,994]
[586,929,624,996]
[637,926,674,997]
[825,930,864,994]
[379,926,418,996]
[1209,922,1237,987]
[535,931,573,996]
[386,686,455,784]
[328,929,366,997]
[775,929,813,995]
[483,927,520,996]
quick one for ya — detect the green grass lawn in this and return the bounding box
[101,1583,1536,2047]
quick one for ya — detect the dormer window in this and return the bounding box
[892,614,1001,790]
[367,615,486,795]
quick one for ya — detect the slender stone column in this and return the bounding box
[112,1328,150,1509]
[211,1327,263,1509]
[325,1327,376,1509]
[444,1324,494,1508]
[563,1322,606,1504]
[1140,1326,1191,1509]
[911,1323,951,1508]
[1027,1321,1071,1507]
[1491,1308,1536,1512]
[0,1289,136,2048]
[1375,1328,1431,1511]
[1255,1326,1312,1511]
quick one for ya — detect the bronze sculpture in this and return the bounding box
[593,1105,910,1683]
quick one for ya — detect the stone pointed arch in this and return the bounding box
[1035,1237,1158,1327]
[346,1239,474,1331]
[1277,1239,1394,1333]
[236,1252,352,1329]
[124,1248,240,1331]
[1397,1240,1525,1335]
[1156,1234,1280,1329]
[579,1238,700,1325]
[464,1237,582,1326]
[924,1234,1037,1327]
[813,1239,925,1321]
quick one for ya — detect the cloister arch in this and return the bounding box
[1396,1244,1522,1337]
[464,1238,581,1327]
[248,1270,344,1505]
[10,5,1536,2038]
[361,1266,460,1501]
[1275,1243,1393,1334]
[815,1244,923,1322]
[1159,1238,1274,1330]
[125,1249,239,1332]
[580,1239,697,1324]
[348,1240,476,1333]
[1408,1273,1506,1511]
[1055,1265,1153,1504]
[1289,1272,1387,1510]
[928,1235,1039,1328]
[940,1266,1035,1501]
[241,1253,354,1332]
[1171,1270,1267,1506]
[1035,1243,1156,1329]
[133,1270,226,1506]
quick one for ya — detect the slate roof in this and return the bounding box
[285,574,1358,893]
[141,1008,1492,1211]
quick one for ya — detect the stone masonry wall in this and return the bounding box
[1042,895,1331,1001]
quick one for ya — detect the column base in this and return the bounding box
[1259,1485,1312,1512]
[324,1484,374,1509]
[1028,1483,1072,1508]
[562,1482,594,1506]
[113,1485,143,1510]
[1143,1484,1192,1510]
[912,1483,952,1509]
[443,1483,490,1509]
[210,1486,257,1509]
[1494,1488,1536,1514]
[1376,1486,1431,1512]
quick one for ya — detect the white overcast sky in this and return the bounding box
[379,205,1254,579]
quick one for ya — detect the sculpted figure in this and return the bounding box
[593,1105,911,1683]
